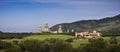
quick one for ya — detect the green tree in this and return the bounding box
[109,36,118,44]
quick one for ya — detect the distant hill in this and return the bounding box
[50,14,120,33]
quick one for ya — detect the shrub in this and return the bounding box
[12,40,19,45]
[45,38,59,43]
[0,40,12,49]
[20,39,47,52]
[91,38,106,48]
[88,38,94,43]
[18,38,74,52]
[5,45,21,52]
[109,36,118,44]
[51,40,73,52]
[65,38,73,43]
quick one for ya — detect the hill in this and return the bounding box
[50,14,120,33]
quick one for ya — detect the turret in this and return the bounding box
[44,23,50,32]
[37,27,42,33]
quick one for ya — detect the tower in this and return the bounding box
[44,23,50,32]
[58,25,63,33]
[37,27,42,33]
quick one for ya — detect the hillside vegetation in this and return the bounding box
[50,14,120,34]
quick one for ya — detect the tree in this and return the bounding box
[109,36,118,44]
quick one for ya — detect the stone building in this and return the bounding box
[37,23,74,33]
[75,30,101,38]
[44,23,50,32]
[37,27,42,33]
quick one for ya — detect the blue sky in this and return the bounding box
[0,0,120,32]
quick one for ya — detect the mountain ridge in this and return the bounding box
[50,14,120,33]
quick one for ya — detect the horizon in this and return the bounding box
[0,0,120,32]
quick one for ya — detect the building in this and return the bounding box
[44,23,50,32]
[37,27,42,33]
[57,25,63,33]
[75,30,101,38]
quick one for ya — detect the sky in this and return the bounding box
[0,0,120,32]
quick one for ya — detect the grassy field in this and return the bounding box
[24,35,73,40]
[2,34,120,48]
[23,35,90,48]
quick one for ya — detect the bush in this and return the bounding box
[19,39,48,52]
[91,38,106,48]
[5,45,21,52]
[45,38,59,43]
[109,36,118,44]
[88,38,94,43]
[0,33,32,39]
[51,40,73,52]
[0,40,12,49]
[12,40,19,45]
[18,38,74,52]
[78,38,120,52]
[65,38,73,43]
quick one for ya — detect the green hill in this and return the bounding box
[50,14,120,33]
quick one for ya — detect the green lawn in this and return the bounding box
[24,35,73,40]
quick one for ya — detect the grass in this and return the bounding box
[24,35,73,40]
[2,34,120,48]
[102,36,120,43]
[71,39,89,48]
[23,34,89,48]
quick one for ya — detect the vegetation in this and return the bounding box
[77,38,120,52]
[0,40,12,49]
[0,36,120,52]
[0,32,33,39]
[50,14,120,35]
[24,35,73,40]
[0,32,120,52]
